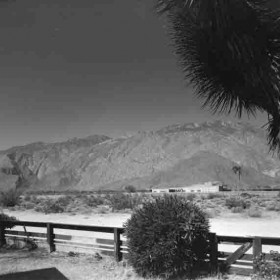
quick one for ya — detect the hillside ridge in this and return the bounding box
[0,120,279,192]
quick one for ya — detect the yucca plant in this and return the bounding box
[155,0,280,153]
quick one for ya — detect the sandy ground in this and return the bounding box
[4,209,277,279]
[0,248,248,280]
[3,209,131,227]
[4,209,280,235]
[3,209,280,254]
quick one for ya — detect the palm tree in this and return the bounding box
[232,165,242,192]
[155,0,280,153]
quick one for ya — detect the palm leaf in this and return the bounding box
[156,0,280,153]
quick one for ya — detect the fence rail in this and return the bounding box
[1,220,280,275]
[0,220,125,262]
[216,235,280,275]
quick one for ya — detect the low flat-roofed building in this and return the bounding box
[169,181,222,193]
[151,181,223,193]
[151,188,170,193]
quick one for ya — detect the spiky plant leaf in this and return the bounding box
[156,0,280,153]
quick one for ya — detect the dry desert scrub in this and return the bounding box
[14,193,151,214]
[0,189,22,207]
[5,191,280,219]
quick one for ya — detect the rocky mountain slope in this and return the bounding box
[0,121,280,192]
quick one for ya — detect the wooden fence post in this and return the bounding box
[253,237,262,274]
[114,228,122,262]
[0,223,6,247]
[47,223,55,253]
[209,233,218,274]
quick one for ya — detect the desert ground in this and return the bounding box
[0,247,248,280]
[1,209,255,280]
[2,192,280,279]
[3,208,280,236]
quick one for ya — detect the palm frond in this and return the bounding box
[155,0,280,153]
[155,0,188,14]
[264,113,280,153]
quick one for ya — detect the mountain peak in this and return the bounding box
[155,120,249,135]
[0,120,277,192]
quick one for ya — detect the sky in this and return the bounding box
[0,0,268,150]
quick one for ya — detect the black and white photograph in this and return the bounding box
[1,0,280,279]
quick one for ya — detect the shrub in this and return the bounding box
[124,195,210,279]
[240,192,252,198]
[204,202,216,208]
[231,206,244,213]
[266,202,276,211]
[0,189,22,207]
[56,195,74,207]
[124,185,136,193]
[23,194,31,201]
[200,195,207,200]
[274,204,280,212]
[83,195,104,207]
[108,193,142,211]
[258,201,266,207]
[225,197,250,209]
[265,202,280,212]
[20,201,35,210]
[252,251,280,280]
[34,205,45,212]
[248,206,262,218]
[252,197,260,203]
[186,193,196,201]
[30,195,40,204]
[0,212,17,230]
[207,193,222,199]
[35,198,64,214]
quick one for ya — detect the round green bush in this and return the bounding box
[124,195,210,279]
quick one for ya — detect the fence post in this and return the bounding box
[209,233,218,274]
[114,228,122,262]
[253,237,262,274]
[47,223,55,253]
[0,223,6,247]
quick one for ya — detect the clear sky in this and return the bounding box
[0,0,267,150]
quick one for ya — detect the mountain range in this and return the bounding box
[0,120,280,192]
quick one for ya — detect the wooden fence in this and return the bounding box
[1,220,280,276]
[216,235,280,275]
[0,220,126,262]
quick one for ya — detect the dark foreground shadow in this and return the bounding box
[0,268,69,280]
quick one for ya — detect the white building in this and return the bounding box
[152,181,222,193]
[151,188,170,193]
